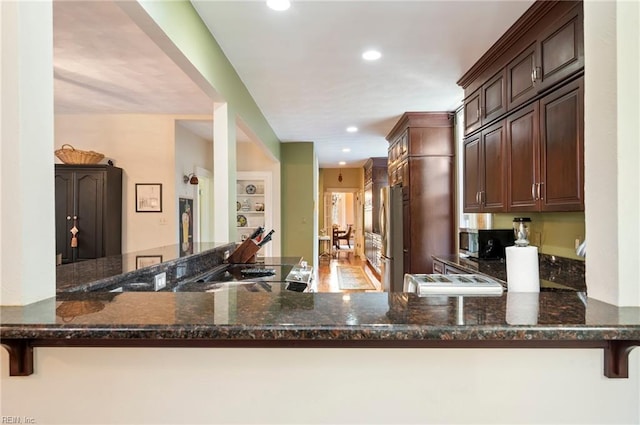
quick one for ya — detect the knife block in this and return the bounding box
[227,238,260,264]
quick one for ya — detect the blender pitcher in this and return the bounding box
[513,217,531,247]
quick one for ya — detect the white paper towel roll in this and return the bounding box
[506,292,539,325]
[505,245,540,292]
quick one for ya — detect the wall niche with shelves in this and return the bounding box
[236,171,273,257]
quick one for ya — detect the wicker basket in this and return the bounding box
[55,144,104,164]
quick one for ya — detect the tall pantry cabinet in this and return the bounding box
[55,164,123,263]
[386,112,455,274]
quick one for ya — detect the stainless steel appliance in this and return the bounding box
[459,228,479,258]
[380,185,404,292]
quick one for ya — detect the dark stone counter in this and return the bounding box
[433,253,586,292]
[56,242,237,293]
[1,288,639,377]
[2,290,639,340]
[2,248,638,378]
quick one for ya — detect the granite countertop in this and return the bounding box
[433,253,586,292]
[2,284,639,377]
[56,242,236,292]
[2,290,639,341]
[2,248,638,378]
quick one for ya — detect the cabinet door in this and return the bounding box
[482,69,506,124]
[75,170,105,261]
[537,5,583,93]
[507,102,540,211]
[54,171,74,263]
[539,77,584,211]
[408,156,454,274]
[463,134,482,213]
[463,88,481,135]
[507,43,537,110]
[480,121,506,212]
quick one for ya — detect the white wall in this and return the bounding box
[175,121,214,243]
[56,114,180,253]
[1,347,638,424]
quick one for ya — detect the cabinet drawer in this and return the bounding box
[433,260,444,274]
[444,264,466,275]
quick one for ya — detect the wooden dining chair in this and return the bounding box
[336,225,353,249]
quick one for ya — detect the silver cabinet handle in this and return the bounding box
[66,216,71,220]
[531,183,537,200]
[537,182,543,200]
[531,66,541,84]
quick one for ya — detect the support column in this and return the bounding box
[584,0,640,306]
[213,102,236,244]
[0,1,56,305]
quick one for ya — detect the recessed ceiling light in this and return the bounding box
[362,50,382,61]
[346,126,358,133]
[342,148,351,153]
[266,0,290,11]
[339,161,346,166]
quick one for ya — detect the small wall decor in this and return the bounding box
[135,183,162,212]
[136,255,163,269]
[179,197,194,256]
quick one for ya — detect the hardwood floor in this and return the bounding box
[314,254,382,292]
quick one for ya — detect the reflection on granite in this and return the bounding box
[1,291,639,342]
[56,242,235,293]
[434,253,586,292]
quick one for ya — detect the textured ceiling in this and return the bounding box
[53,0,535,167]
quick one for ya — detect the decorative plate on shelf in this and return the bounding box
[245,184,257,194]
[237,215,248,227]
[237,201,241,211]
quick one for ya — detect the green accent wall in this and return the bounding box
[132,0,280,160]
[493,212,585,260]
[281,143,316,263]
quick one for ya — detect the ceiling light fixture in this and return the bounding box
[342,148,351,153]
[339,161,346,166]
[362,49,382,61]
[266,0,290,11]
[346,126,358,133]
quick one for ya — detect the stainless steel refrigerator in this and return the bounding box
[379,185,404,292]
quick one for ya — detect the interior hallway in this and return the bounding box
[315,254,381,293]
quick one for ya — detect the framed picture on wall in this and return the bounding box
[135,183,162,212]
[179,197,194,256]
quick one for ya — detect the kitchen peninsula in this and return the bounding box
[1,243,639,378]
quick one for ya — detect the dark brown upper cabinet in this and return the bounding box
[538,77,584,211]
[463,120,507,213]
[536,5,584,93]
[464,70,507,135]
[459,0,584,213]
[507,77,584,212]
[508,4,584,110]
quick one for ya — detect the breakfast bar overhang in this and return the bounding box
[2,291,639,378]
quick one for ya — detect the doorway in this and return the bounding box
[323,188,363,257]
